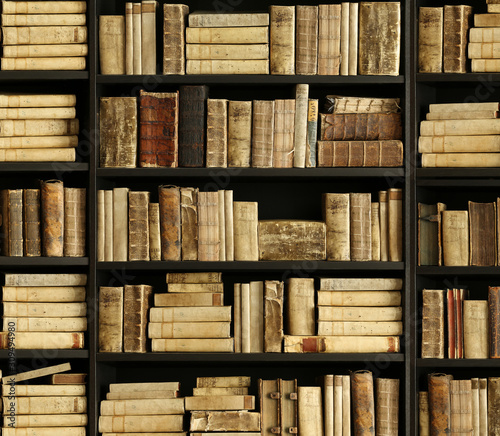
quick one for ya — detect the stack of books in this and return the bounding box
[148,272,233,352]
[419,102,500,167]
[468,3,500,72]
[1,0,88,70]
[188,376,261,434]
[0,273,87,350]
[98,382,185,434]
[0,93,79,162]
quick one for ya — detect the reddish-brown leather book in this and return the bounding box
[447,289,456,359]
[158,185,181,261]
[468,201,497,266]
[123,284,153,353]
[23,188,41,257]
[41,180,64,257]
[428,373,453,435]
[351,370,375,435]
[489,286,500,358]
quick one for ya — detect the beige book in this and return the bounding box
[421,119,500,136]
[260,379,280,436]
[99,286,123,352]
[148,321,230,339]
[376,378,399,435]
[128,191,150,261]
[350,192,372,261]
[0,331,84,349]
[4,273,87,287]
[190,410,261,432]
[166,272,222,283]
[0,107,75,119]
[317,290,402,307]
[323,193,350,261]
[189,11,269,27]
[2,384,85,396]
[0,94,76,108]
[388,188,403,262]
[99,415,184,433]
[149,306,231,323]
[379,190,388,261]
[264,280,284,352]
[323,375,334,436]
[287,278,315,335]
[64,187,86,257]
[186,27,268,44]
[4,396,86,414]
[106,390,178,399]
[148,203,161,260]
[419,391,429,436]
[422,153,500,168]
[2,26,87,45]
[99,16,125,75]
[2,362,71,384]
[197,375,251,387]
[2,1,87,13]
[228,101,252,167]
[3,44,89,58]
[463,300,488,359]
[426,110,500,120]
[100,398,184,415]
[132,3,142,74]
[2,56,85,70]
[317,306,402,322]
[163,3,189,75]
[0,148,74,161]
[479,378,488,435]
[317,320,403,336]
[187,59,269,74]
[475,14,500,27]
[429,102,500,112]
[472,59,500,72]
[233,201,259,261]
[294,83,309,168]
[3,302,86,317]
[102,434,187,436]
[250,281,264,353]
[418,7,443,73]
[180,187,199,261]
[298,386,323,435]
[252,100,274,168]
[2,286,85,302]
[340,3,349,76]
[371,202,381,261]
[284,335,400,353]
[186,44,269,60]
[109,382,180,393]
[154,292,223,307]
[469,42,500,59]
[234,283,242,353]
[198,191,219,261]
[442,210,469,265]
[141,0,157,74]
[241,282,251,353]
[167,283,223,293]
[296,5,318,75]
[348,2,359,75]
[185,395,255,411]
[334,376,343,435]
[125,2,134,74]
[206,99,228,168]
[225,190,234,260]
[112,188,129,262]
[280,378,298,434]
[151,338,234,352]
[470,27,500,43]
[193,387,249,396]
[3,317,87,332]
[7,414,87,427]
[421,289,444,359]
[489,4,500,12]
[104,190,113,261]
[2,429,85,436]
[270,5,295,75]
[320,277,403,290]
[471,379,480,436]
[273,99,295,168]
[318,4,341,75]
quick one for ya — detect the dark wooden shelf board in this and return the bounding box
[0,257,89,266]
[0,163,89,173]
[417,266,500,275]
[0,71,89,81]
[0,350,89,359]
[417,73,500,83]
[417,358,500,367]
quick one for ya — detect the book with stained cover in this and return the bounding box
[351,370,375,435]
[428,373,453,435]
[443,5,473,73]
[158,185,181,261]
[128,191,150,261]
[99,15,125,75]
[252,100,274,168]
[206,99,228,168]
[376,378,400,435]
[64,187,86,257]
[99,286,123,352]
[421,289,445,359]
[283,335,400,353]
[317,4,341,75]
[295,5,318,75]
[123,284,152,352]
[418,7,443,73]
[273,99,295,168]
[350,192,372,261]
[1,189,23,257]
[270,6,295,75]
[180,187,198,260]
[323,193,350,261]
[163,3,189,75]
[41,180,64,257]
[468,201,497,266]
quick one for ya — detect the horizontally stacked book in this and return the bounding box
[420,373,500,435]
[2,362,87,436]
[419,102,500,167]
[1,181,86,257]
[0,93,79,162]
[468,1,500,72]
[149,272,233,352]
[0,273,87,349]
[98,381,185,434]
[418,198,499,266]
[1,0,88,70]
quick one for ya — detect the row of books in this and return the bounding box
[99,3,401,76]
[1,1,87,71]
[468,5,500,72]
[1,182,86,258]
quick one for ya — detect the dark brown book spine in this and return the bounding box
[351,370,375,435]
[489,377,500,435]
[320,113,403,141]
[41,180,64,257]
[180,187,198,261]
[428,373,453,435]
[1,190,10,256]
[178,85,208,167]
[63,187,86,257]
[468,201,497,266]
[158,185,181,261]
[123,284,153,353]
[2,189,23,257]
[23,188,41,257]
[139,90,179,168]
[489,286,500,358]
[443,5,473,74]
[375,378,399,436]
[128,191,150,261]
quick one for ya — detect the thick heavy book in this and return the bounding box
[1,189,23,256]
[206,99,228,168]
[187,60,269,75]
[186,26,268,44]
[443,5,472,73]
[442,210,469,266]
[158,185,181,261]
[2,1,87,13]
[112,187,128,262]
[323,193,350,261]
[428,373,453,435]
[180,187,198,260]
[3,44,88,58]
[154,292,223,307]
[190,411,261,431]
[317,140,404,167]
[198,191,219,261]
[463,300,488,359]
[98,286,123,352]
[148,203,161,260]
[317,321,403,336]
[283,335,400,353]
[258,220,326,261]
[375,378,399,435]
[260,379,280,436]
[350,192,372,261]
[151,338,234,352]
[4,396,86,414]
[0,332,84,349]
[0,107,75,119]
[0,148,75,162]
[123,284,152,352]
[421,289,445,359]
[2,26,87,45]
[187,44,268,60]
[100,398,184,415]
[326,95,400,114]
[280,379,298,434]
[468,201,496,266]
[99,415,184,433]
[270,6,295,75]
[99,16,125,75]
[3,302,86,317]
[296,6,318,75]
[128,191,150,261]
[273,99,295,168]
[0,94,76,108]
[234,201,258,261]
[0,136,77,149]
[4,273,87,286]
[351,370,375,435]
[141,1,156,75]
[0,119,79,136]
[148,321,230,338]
[197,376,251,387]
[189,11,269,27]
[163,4,188,75]
[2,13,86,26]
[470,27,500,42]
[6,414,87,427]
[139,90,178,168]
[419,7,443,73]
[317,306,402,322]
[1,57,86,70]
[3,317,87,332]
[298,386,323,434]
[41,180,64,257]
[252,100,274,168]
[149,306,231,323]
[317,4,341,75]
[2,286,85,302]
[264,280,284,352]
[185,395,255,411]
[287,278,315,336]
[317,291,402,307]
[472,59,500,72]
[228,100,252,167]
[63,187,85,257]
[358,2,401,75]
[294,83,309,168]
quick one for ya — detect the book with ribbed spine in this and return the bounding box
[180,187,198,260]
[252,100,274,168]
[273,99,295,168]
[64,187,85,257]
[284,335,400,353]
[421,289,444,359]
[41,180,64,257]
[206,99,228,168]
[228,101,252,168]
[318,140,403,167]
[296,5,318,75]
[123,284,152,352]
[323,193,350,261]
[99,286,123,352]
[163,3,188,74]
[99,15,125,75]
[1,189,23,256]
[419,7,443,73]
[318,4,340,75]
[321,113,403,141]
[128,191,150,261]
[158,185,181,261]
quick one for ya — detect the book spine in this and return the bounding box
[321,113,403,141]
[218,190,226,261]
[41,180,64,257]
[480,378,488,435]
[5,396,87,414]
[227,101,252,167]
[141,0,156,74]
[460,379,473,435]
[198,191,219,261]
[489,378,500,434]
[0,332,84,349]
[125,2,133,74]
[1,57,85,70]
[128,191,150,261]
[371,202,381,261]
[4,317,87,332]
[249,281,264,353]
[273,99,295,168]
[148,203,161,260]
[0,119,79,137]
[442,210,469,266]
[306,98,318,167]
[418,7,443,72]
[186,59,269,75]
[294,83,309,168]
[206,99,228,168]
[151,338,234,352]
[189,411,261,432]
[296,5,318,75]
[186,27,268,44]
[179,187,198,261]
[132,3,142,74]
[97,190,105,261]
[123,284,152,352]
[464,300,489,359]
[233,283,241,353]
[379,191,388,261]
[270,6,295,75]
[348,2,359,75]
[471,379,480,436]
[323,193,350,261]
[163,4,188,74]
[287,278,315,335]
[260,379,280,436]
[340,3,349,76]
[376,378,399,436]
[342,375,351,434]
[450,380,461,435]
[443,5,472,73]
[2,26,87,45]
[233,201,258,261]
[489,286,500,358]
[421,289,445,358]
[350,192,372,261]
[388,188,403,262]
[241,282,251,353]
[63,187,86,257]
[2,1,87,13]
[101,398,184,415]
[225,190,234,261]
[318,5,340,75]
[419,391,430,436]
[252,100,275,168]
[98,286,124,352]
[3,44,88,58]
[23,189,41,257]
[264,280,284,352]
[298,386,323,434]
[158,185,181,261]
[104,190,113,261]
[99,414,184,432]
[99,15,125,75]
[428,373,453,434]
[3,190,23,256]
[468,200,497,266]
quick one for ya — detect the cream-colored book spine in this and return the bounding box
[422,153,500,168]
[470,27,500,42]
[185,395,255,411]
[234,283,242,352]
[270,5,295,75]
[189,411,261,432]
[420,119,500,136]
[132,3,142,74]
[3,429,86,436]
[100,398,184,415]
[148,321,231,338]
[99,415,184,433]
[417,136,500,154]
[0,148,74,161]
[7,414,87,427]
[149,306,231,323]
[0,94,76,108]
[379,190,388,261]
[3,302,86,317]
[273,99,295,168]
[295,5,318,75]
[287,278,315,335]
[252,100,274,168]
[418,7,443,72]
[371,202,381,261]
[186,44,269,60]
[180,187,198,261]
[225,190,234,261]
[469,42,500,59]
[206,99,228,168]
[388,188,403,262]
[112,187,129,262]
[260,378,280,436]
[141,0,156,74]
[264,280,284,352]
[98,193,105,258]
[98,286,123,352]
[442,210,469,266]
[166,272,222,283]
[298,387,323,435]
[109,382,180,392]
[125,2,134,74]
[463,300,488,359]
[186,27,268,44]
[198,191,219,261]
[317,320,403,336]
[318,4,341,75]
[348,2,359,75]
[428,102,500,112]
[104,190,113,261]
[99,16,125,75]
[128,191,150,261]
[2,361,71,384]
[233,201,259,261]
[3,317,87,332]
[0,107,74,119]
[323,375,334,436]
[2,384,86,396]
[350,192,372,261]
[241,282,251,353]
[426,110,499,120]
[168,282,224,291]
[0,332,84,349]
[0,136,77,148]
[284,335,400,353]
[317,306,402,322]
[4,44,88,58]
[2,1,87,14]
[4,396,86,414]
[151,338,234,352]
[64,187,86,257]
[148,203,161,260]
[340,3,349,76]
[154,292,223,307]
[3,274,87,287]
[163,3,189,75]
[187,60,269,75]
[334,375,343,436]
[188,11,269,27]
[2,26,87,45]
[471,379,480,436]
[323,193,350,261]
[250,280,264,353]
[319,277,403,290]
[228,101,252,167]
[317,291,401,307]
[294,83,309,168]
[2,286,85,302]
[1,57,86,71]
[106,390,178,399]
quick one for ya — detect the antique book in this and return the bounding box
[418,7,443,73]
[294,83,309,168]
[463,300,488,359]
[158,185,181,261]
[206,99,228,168]
[178,85,208,167]
[185,395,255,411]
[189,411,261,432]
[3,44,88,58]
[99,97,137,168]
[334,376,343,435]
[351,370,375,435]
[180,187,198,260]
[186,27,268,43]
[219,192,226,261]
[470,27,500,42]
[189,11,269,27]
[317,4,340,75]
[447,289,457,359]
[99,415,184,433]
[350,192,372,261]
[252,100,274,168]
[163,3,188,75]
[418,203,438,266]
[132,2,142,74]
[428,373,453,435]
[428,102,500,112]
[317,140,404,167]
[475,13,500,27]
[342,375,351,435]
[317,321,402,336]
[326,96,401,114]
[376,378,399,435]
[167,283,223,293]
[3,301,86,317]
[99,15,125,75]
[489,286,500,358]
[3,317,86,332]
[264,280,284,352]
[320,113,403,141]
[0,136,77,148]
[100,398,184,415]
[421,119,500,136]
[348,2,359,75]
[469,201,496,266]
[421,289,445,359]
[306,98,318,167]
[2,285,85,302]
[471,379,480,436]
[419,391,430,436]
[123,284,152,352]
[4,396,86,414]
[298,386,323,434]
[287,278,316,336]
[198,191,219,261]
[166,272,222,283]
[273,99,295,168]
[104,190,113,261]
[0,119,79,136]
[317,291,402,307]
[295,5,318,75]
[139,90,179,168]
[1,57,85,70]
[0,106,75,119]
[154,292,223,307]
[388,188,403,262]
[1,189,23,256]
[108,381,179,392]
[249,281,264,353]
[234,283,241,352]
[197,376,251,388]
[459,380,473,435]
[241,282,251,353]
[426,109,500,119]
[443,5,475,73]
[270,5,295,75]
[228,100,252,168]
[151,337,234,352]
[317,306,402,322]
[3,362,71,384]
[112,188,131,262]
[371,203,381,260]
[128,191,150,261]
[107,390,178,399]
[0,331,84,349]
[441,210,469,266]
[450,381,462,435]
[280,379,298,434]
[41,180,64,257]
[0,148,74,161]
[4,273,87,286]
[320,277,402,291]
[489,378,500,434]
[149,321,230,339]
[2,429,85,436]
[260,379,280,436]
[2,384,85,396]
[225,190,234,261]
[141,0,156,74]
[470,57,500,70]
[340,2,349,76]
[358,2,401,75]
[148,203,161,260]
[322,375,334,436]
[283,335,400,353]
[186,43,269,60]
[149,306,231,323]
[233,201,258,261]
[2,1,87,13]
[258,220,326,260]
[0,94,76,107]
[125,2,133,74]
[63,187,86,257]
[2,26,87,45]
[380,191,388,261]
[38,372,86,384]
[186,60,269,74]
[98,286,124,352]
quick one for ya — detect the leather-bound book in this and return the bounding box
[376,378,399,436]
[350,192,372,261]
[178,85,208,167]
[280,379,298,435]
[148,203,161,260]
[418,7,443,73]
[298,386,323,434]
[63,187,86,257]
[286,278,315,336]
[468,201,497,266]
[206,99,228,168]
[358,2,401,75]
[260,379,280,436]
[23,189,41,257]
[128,191,150,261]
[139,90,179,168]
[351,370,375,435]
[443,5,473,73]
[180,187,198,261]
[123,284,153,352]
[421,289,444,359]
[233,201,258,261]
[158,185,181,261]
[228,100,252,168]
[323,193,350,261]
[320,113,403,141]
[428,373,453,435]
[419,391,430,436]
[273,99,295,168]
[41,180,64,257]
[198,191,219,261]
[489,286,500,358]
[270,5,295,75]
[489,378,500,435]
[99,286,124,352]
[296,5,318,75]
[1,189,23,256]
[318,4,341,75]
[463,300,488,359]
[252,100,275,168]
[163,4,189,75]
